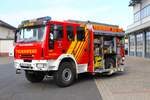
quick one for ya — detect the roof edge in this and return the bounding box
[0,20,16,30]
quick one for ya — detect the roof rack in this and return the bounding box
[66,20,119,28]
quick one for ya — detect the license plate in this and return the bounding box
[20,63,31,67]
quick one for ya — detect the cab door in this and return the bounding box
[74,26,89,64]
[48,23,65,59]
[65,25,75,54]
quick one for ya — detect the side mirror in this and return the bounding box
[14,30,19,43]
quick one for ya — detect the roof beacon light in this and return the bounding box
[20,16,51,27]
[37,16,51,22]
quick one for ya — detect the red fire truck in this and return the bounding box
[14,16,125,87]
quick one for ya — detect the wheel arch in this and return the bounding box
[56,54,78,73]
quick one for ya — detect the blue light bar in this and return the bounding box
[37,16,51,21]
[20,16,51,27]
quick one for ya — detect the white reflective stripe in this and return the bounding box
[55,54,78,73]
[77,64,88,74]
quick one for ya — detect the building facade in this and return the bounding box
[0,20,16,56]
[126,0,150,58]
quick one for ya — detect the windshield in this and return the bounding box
[16,26,46,43]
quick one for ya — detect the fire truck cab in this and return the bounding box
[14,16,125,87]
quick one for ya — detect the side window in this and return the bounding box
[66,26,74,41]
[51,24,63,40]
[77,26,85,41]
[49,32,54,49]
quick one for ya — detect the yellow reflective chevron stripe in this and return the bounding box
[67,26,88,63]
[76,31,88,62]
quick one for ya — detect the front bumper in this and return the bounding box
[14,59,57,71]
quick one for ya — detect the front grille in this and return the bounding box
[24,60,32,62]
[20,54,33,58]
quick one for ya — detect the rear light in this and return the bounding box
[122,57,125,60]
[121,57,125,65]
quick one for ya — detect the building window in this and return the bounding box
[129,35,135,56]
[146,32,150,58]
[141,5,150,19]
[134,4,150,22]
[147,6,150,16]
[136,33,143,57]
[134,11,140,22]
[141,7,147,19]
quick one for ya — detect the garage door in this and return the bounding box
[0,40,14,56]
[129,35,135,56]
[136,33,143,57]
[146,32,150,58]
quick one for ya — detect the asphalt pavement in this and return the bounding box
[2,56,150,100]
[0,63,102,100]
[95,56,150,100]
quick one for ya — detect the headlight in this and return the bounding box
[36,63,47,69]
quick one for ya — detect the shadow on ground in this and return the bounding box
[38,71,127,87]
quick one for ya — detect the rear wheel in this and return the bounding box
[54,62,76,87]
[25,71,45,83]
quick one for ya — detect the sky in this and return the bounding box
[0,0,133,30]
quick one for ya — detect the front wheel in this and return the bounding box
[54,62,76,87]
[25,71,45,83]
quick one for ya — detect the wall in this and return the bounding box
[0,27,14,39]
[0,40,14,56]
[133,4,141,13]
[127,0,150,33]
[142,0,150,8]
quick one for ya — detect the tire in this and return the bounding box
[105,58,115,69]
[25,71,45,83]
[54,62,76,87]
